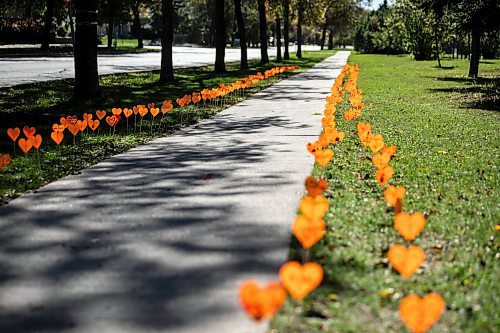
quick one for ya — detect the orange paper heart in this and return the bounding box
[52,124,65,133]
[400,293,445,333]
[83,113,93,123]
[239,280,286,321]
[292,215,326,249]
[395,212,426,241]
[123,108,133,118]
[0,153,11,169]
[384,185,406,207]
[112,108,122,116]
[138,107,149,117]
[18,138,33,154]
[89,119,100,131]
[369,134,384,153]
[66,116,77,125]
[314,148,334,167]
[106,115,117,127]
[150,107,160,118]
[22,126,36,138]
[376,166,394,187]
[79,119,88,131]
[60,117,68,128]
[279,261,323,300]
[372,152,391,169]
[96,110,107,120]
[388,244,425,279]
[67,122,80,136]
[299,195,329,220]
[29,134,42,149]
[7,127,20,142]
[304,176,328,197]
[50,131,64,145]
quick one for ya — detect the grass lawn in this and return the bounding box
[0,49,336,204]
[270,54,499,332]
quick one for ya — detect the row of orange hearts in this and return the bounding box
[347,67,445,333]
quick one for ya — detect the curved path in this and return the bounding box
[0,51,350,333]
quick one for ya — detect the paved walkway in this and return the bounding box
[0,51,350,333]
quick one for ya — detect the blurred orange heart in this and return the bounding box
[400,293,445,333]
[388,244,425,279]
[292,215,326,249]
[96,110,107,120]
[279,261,323,300]
[29,134,42,149]
[18,138,33,154]
[67,122,80,136]
[66,116,77,125]
[0,153,11,169]
[150,107,160,118]
[395,212,426,241]
[239,280,286,321]
[384,185,406,207]
[304,176,328,197]
[369,134,384,153]
[372,152,391,169]
[314,148,334,167]
[23,126,36,138]
[299,195,329,220]
[83,113,93,123]
[139,107,149,117]
[106,115,117,126]
[79,119,88,131]
[52,124,65,133]
[50,131,64,145]
[60,117,68,127]
[112,108,122,116]
[123,108,133,118]
[7,127,20,142]
[376,166,394,186]
[89,120,100,131]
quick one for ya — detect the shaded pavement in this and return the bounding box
[0,51,350,333]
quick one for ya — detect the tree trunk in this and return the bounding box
[320,22,327,50]
[107,20,114,48]
[73,0,99,99]
[283,0,290,60]
[160,0,174,81]
[233,0,248,70]
[214,0,226,72]
[132,1,144,49]
[41,0,55,50]
[257,0,269,64]
[296,0,303,59]
[327,28,333,50]
[276,13,282,62]
[468,20,481,78]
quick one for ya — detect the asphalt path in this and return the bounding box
[0,45,320,88]
[0,51,350,333]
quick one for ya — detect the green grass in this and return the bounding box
[0,50,336,204]
[270,55,500,332]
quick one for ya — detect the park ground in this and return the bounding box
[271,54,499,332]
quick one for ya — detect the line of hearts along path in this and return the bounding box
[0,51,351,333]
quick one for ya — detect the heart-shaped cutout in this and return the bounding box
[89,119,100,131]
[299,195,329,220]
[18,138,33,154]
[314,148,334,167]
[400,293,445,333]
[83,113,92,122]
[369,134,384,153]
[388,244,425,279]
[123,108,133,118]
[29,134,42,149]
[7,127,20,142]
[304,176,328,197]
[50,131,64,145]
[66,115,78,125]
[279,261,323,300]
[384,185,406,207]
[106,115,117,127]
[60,117,67,128]
[239,280,286,321]
[292,215,326,249]
[67,122,80,136]
[395,212,426,241]
[112,108,122,116]
[23,126,36,138]
[79,120,88,131]
[376,166,394,187]
[138,107,149,117]
[150,107,160,118]
[0,153,11,169]
[52,124,65,133]
[372,152,391,169]
[96,110,107,120]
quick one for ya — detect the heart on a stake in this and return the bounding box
[22,126,36,138]
[400,293,445,333]
[66,115,78,126]
[106,115,117,127]
[388,244,425,279]
[123,108,133,118]
[150,107,160,118]
[0,154,11,169]
[314,148,334,167]
[67,122,80,136]
[304,176,328,197]
[60,117,67,128]
[29,134,42,149]
[299,195,329,220]
[239,280,286,321]
[292,215,326,249]
[279,261,323,300]
[89,120,100,131]
[52,124,65,133]
[18,138,33,154]
[79,119,88,131]
[50,131,64,145]
[7,127,20,142]
[394,212,426,241]
[96,110,107,120]
[138,107,149,117]
[112,108,122,116]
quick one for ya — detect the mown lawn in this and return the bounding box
[271,54,499,332]
[0,50,336,204]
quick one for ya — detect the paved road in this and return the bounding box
[0,45,320,88]
[0,51,350,333]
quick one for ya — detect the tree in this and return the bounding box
[132,0,144,49]
[73,0,99,99]
[257,0,269,64]
[41,0,55,50]
[214,0,226,72]
[160,0,174,81]
[234,0,248,70]
[283,0,290,59]
[296,0,303,58]
[276,11,282,61]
